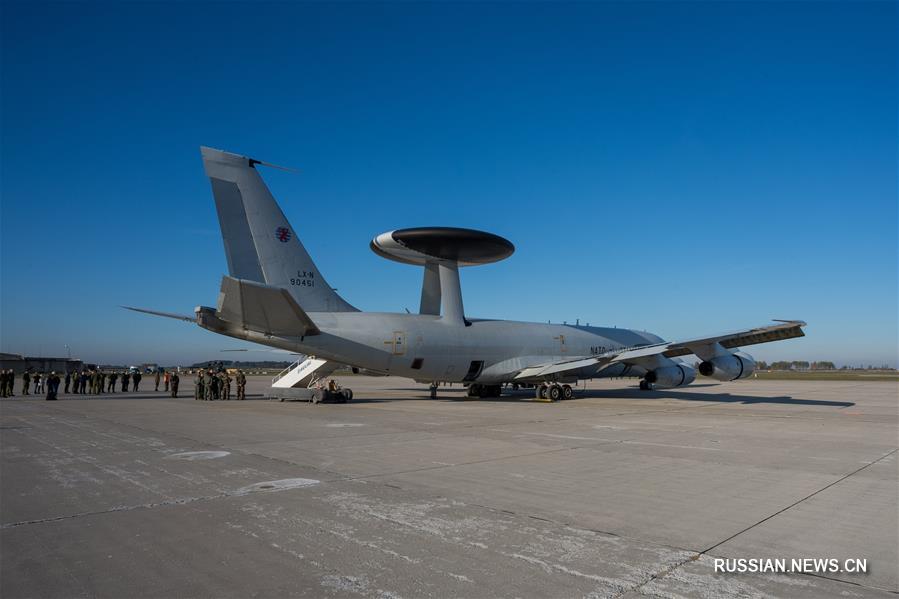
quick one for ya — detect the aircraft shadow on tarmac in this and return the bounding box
[369,386,855,408]
[42,388,854,408]
[610,389,853,407]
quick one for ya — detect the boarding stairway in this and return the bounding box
[272,356,338,389]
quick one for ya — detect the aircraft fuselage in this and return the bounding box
[197,309,662,383]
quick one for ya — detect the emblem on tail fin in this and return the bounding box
[275,227,291,243]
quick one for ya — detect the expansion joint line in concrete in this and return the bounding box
[608,447,899,598]
[610,554,701,599]
[702,446,899,555]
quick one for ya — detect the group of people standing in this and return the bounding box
[65,369,144,394]
[1,367,247,402]
[195,369,247,401]
[0,368,186,399]
[157,370,180,397]
[0,370,62,400]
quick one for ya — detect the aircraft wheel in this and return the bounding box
[536,385,547,400]
[467,384,481,398]
[548,384,563,402]
[345,389,353,401]
[562,384,573,400]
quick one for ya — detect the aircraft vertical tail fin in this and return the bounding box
[201,146,357,313]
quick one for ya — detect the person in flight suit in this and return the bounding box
[154,369,161,391]
[22,371,31,396]
[121,371,130,392]
[222,371,231,400]
[108,371,118,392]
[195,371,205,400]
[206,369,216,401]
[236,369,246,400]
[170,372,180,398]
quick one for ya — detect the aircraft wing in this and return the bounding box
[216,276,320,337]
[514,320,806,380]
[639,319,806,359]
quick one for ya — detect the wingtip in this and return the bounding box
[773,319,807,327]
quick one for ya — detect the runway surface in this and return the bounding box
[1,376,896,598]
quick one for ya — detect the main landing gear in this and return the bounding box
[638,380,654,391]
[535,383,574,402]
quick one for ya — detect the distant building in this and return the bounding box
[0,353,84,374]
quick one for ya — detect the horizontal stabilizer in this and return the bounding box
[122,306,195,322]
[216,276,320,337]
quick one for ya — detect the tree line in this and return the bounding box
[756,361,836,370]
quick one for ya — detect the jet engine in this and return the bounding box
[644,364,696,388]
[698,352,755,381]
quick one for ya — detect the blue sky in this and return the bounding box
[1,1,896,367]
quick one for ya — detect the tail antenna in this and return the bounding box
[248,158,298,173]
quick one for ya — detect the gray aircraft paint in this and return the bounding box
[128,147,805,389]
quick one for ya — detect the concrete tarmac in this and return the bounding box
[1,376,896,598]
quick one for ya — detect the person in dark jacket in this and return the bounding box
[46,372,60,400]
[21,371,31,395]
[121,371,130,392]
[170,372,180,398]
[133,371,142,391]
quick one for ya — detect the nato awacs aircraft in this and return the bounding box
[126,147,806,401]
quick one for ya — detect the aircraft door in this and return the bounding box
[553,334,567,358]
[392,331,406,356]
[385,331,406,373]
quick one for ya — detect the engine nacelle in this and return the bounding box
[698,352,755,381]
[644,364,696,388]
